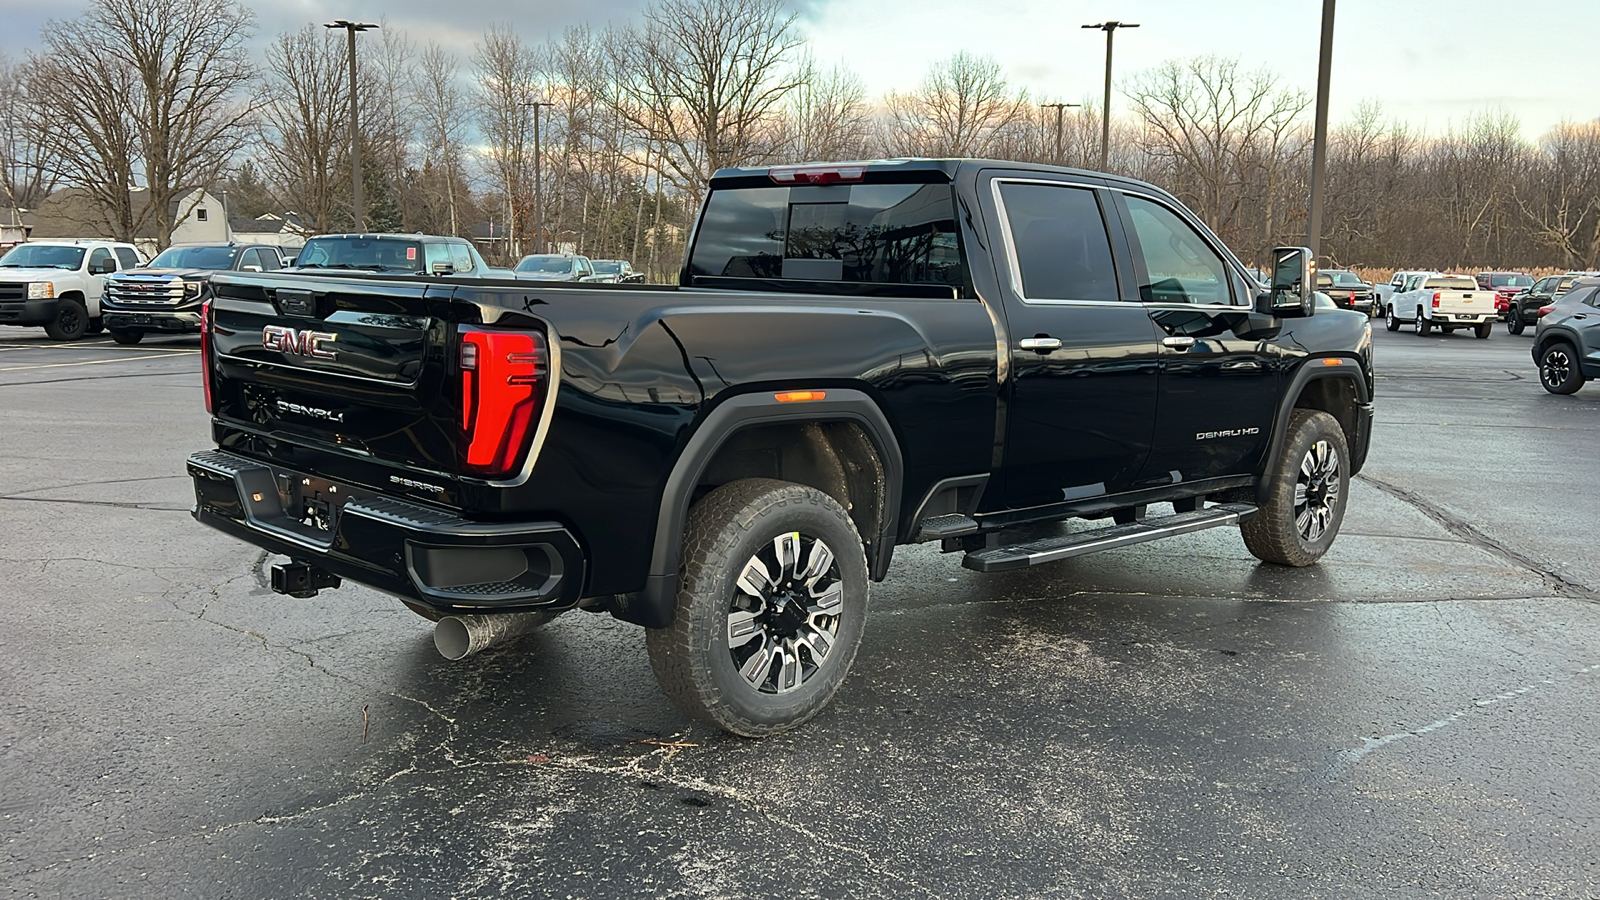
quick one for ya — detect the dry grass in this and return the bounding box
[1350,265,1565,284]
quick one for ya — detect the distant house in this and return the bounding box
[0,207,32,249]
[229,213,308,252]
[28,187,235,257]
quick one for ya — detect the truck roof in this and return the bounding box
[708,158,1174,197]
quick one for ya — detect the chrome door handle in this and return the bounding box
[1161,336,1197,349]
[1018,337,1062,352]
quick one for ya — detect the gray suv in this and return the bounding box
[1532,276,1600,393]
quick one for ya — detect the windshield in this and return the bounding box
[295,237,424,272]
[590,260,622,275]
[150,245,239,270]
[516,255,573,275]
[1330,272,1364,286]
[1425,277,1479,290]
[0,244,86,270]
[1490,273,1533,288]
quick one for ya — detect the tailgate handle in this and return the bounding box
[277,290,315,317]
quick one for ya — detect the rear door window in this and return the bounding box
[996,181,1119,302]
[688,182,963,290]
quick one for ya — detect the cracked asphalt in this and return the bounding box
[3,324,1599,899]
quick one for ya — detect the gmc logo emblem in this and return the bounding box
[263,325,337,360]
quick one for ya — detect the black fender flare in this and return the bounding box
[1256,358,1372,505]
[620,389,904,628]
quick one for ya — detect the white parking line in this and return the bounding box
[0,349,198,372]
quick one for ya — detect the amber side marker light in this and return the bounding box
[774,390,827,402]
[1321,358,1345,366]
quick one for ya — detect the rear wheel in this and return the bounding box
[43,298,88,341]
[1539,343,1586,394]
[1241,409,1349,567]
[646,478,869,737]
[110,329,144,345]
[1475,322,1492,339]
[1384,306,1400,332]
[1416,309,1432,336]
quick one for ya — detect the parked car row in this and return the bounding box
[512,253,643,283]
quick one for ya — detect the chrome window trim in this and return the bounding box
[1108,186,1252,308]
[989,177,1128,306]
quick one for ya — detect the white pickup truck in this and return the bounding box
[1382,272,1497,338]
[0,240,145,340]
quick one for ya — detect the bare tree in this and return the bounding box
[0,53,60,211]
[474,24,539,256]
[883,53,1027,158]
[608,0,804,201]
[1517,122,1600,268]
[785,57,870,162]
[1126,55,1310,257]
[413,42,469,235]
[31,0,256,245]
[256,25,350,234]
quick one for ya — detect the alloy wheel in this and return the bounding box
[1293,439,1342,542]
[1542,347,1574,390]
[726,531,844,694]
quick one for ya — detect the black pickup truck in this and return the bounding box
[187,159,1374,736]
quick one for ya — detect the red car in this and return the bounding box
[1476,271,1534,316]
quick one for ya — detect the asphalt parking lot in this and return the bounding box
[4,322,1599,898]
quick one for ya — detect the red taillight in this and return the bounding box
[1431,292,1441,307]
[769,164,867,185]
[1538,305,1555,317]
[200,298,215,414]
[459,327,547,478]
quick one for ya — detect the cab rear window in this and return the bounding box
[687,183,963,291]
[1425,277,1478,290]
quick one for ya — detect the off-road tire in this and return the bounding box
[1474,322,1492,339]
[1539,342,1585,394]
[1241,409,1350,567]
[646,478,869,737]
[110,329,144,345]
[1384,306,1400,332]
[44,298,88,341]
[1507,314,1525,335]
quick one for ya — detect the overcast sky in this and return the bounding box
[1,0,1592,138]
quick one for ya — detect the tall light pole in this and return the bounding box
[1306,0,1336,260]
[523,100,555,254]
[325,20,379,232]
[1083,20,1138,171]
[1040,102,1081,165]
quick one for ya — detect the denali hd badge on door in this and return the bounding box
[263,324,337,360]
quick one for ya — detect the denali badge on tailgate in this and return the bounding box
[263,324,337,360]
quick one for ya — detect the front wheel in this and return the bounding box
[1475,322,1492,339]
[647,479,870,737]
[1507,314,1525,335]
[1241,409,1350,567]
[1539,343,1586,394]
[110,329,144,345]
[43,298,88,341]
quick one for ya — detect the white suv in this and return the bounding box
[0,240,144,340]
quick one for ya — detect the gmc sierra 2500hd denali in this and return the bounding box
[187,159,1374,736]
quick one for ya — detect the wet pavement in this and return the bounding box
[3,324,1598,898]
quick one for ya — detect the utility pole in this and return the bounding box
[1083,20,1138,171]
[1040,102,1080,165]
[325,20,379,232]
[523,99,555,255]
[1306,0,1336,260]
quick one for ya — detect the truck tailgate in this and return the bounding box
[207,273,461,483]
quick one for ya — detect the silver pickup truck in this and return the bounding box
[1382,272,1497,339]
